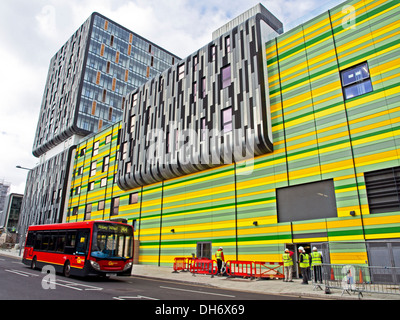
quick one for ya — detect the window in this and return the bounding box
[130,115,136,134]
[88,181,95,191]
[125,162,131,174]
[365,166,400,214]
[166,131,171,153]
[78,166,83,175]
[111,197,120,216]
[222,107,233,133]
[132,93,138,106]
[100,177,107,187]
[85,204,92,220]
[102,156,109,172]
[193,55,198,72]
[193,82,197,102]
[210,45,216,62]
[75,186,81,195]
[90,161,97,177]
[221,65,231,89]
[341,62,373,100]
[200,117,206,141]
[121,142,128,160]
[92,140,99,156]
[178,64,185,80]
[98,200,105,211]
[225,36,231,53]
[105,134,112,144]
[201,77,206,98]
[129,192,138,205]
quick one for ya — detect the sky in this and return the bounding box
[0,0,345,195]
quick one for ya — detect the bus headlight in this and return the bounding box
[123,261,132,271]
[90,260,101,271]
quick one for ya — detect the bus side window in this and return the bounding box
[56,232,66,253]
[75,230,90,255]
[34,233,42,250]
[26,231,35,246]
[64,231,76,255]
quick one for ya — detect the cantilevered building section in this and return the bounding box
[19,13,179,233]
[117,4,283,190]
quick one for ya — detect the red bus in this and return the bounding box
[22,220,134,277]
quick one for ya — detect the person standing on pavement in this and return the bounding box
[215,247,225,276]
[282,248,294,282]
[311,247,323,284]
[298,247,310,284]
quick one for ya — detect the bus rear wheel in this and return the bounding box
[63,261,71,277]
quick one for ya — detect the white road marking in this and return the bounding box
[159,285,235,298]
[5,269,39,277]
[113,295,159,300]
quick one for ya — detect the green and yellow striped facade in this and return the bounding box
[67,0,400,267]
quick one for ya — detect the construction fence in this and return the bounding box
[172,257,284,279]
[319,264,400,298]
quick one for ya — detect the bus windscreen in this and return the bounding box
[91,223,133,259]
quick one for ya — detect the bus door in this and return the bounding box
[71,229,90,269]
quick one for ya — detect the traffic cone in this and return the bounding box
[358,269,363,284]
[330,268,335,280]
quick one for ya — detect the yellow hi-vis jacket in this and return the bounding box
[283,253,293,266]
[215,250,223,260]
[299,253,310,268]
[311,251,322,266]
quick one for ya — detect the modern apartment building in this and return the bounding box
[21,0,400,277]
[18,13,179,236]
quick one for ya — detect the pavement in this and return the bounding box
[2,248,399,300]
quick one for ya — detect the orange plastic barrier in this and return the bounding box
[173,257,192,272]
[189,259,218,275]
[225,260,253,278]
[253,261,284,279]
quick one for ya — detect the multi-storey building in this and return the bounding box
[21,0,400,280]
[18,13,179,236]
[0,180,10,214]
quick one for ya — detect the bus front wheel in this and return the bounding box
[63,261,71,277]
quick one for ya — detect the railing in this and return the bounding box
[321,264,400,298]
[173,257,284,280]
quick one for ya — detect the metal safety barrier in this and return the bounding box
[253,261,284,279]
[189,258,218,276]
[322,264,400,298]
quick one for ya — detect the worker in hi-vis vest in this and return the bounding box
[282,248,294,282]
[298,246,310,284]
[311,247,323,284]
[215,247,225,276]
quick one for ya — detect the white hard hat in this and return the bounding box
[298,246,304,251]
[285,248,289,252]
[219,247,223,249]
[313,247,318,251]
